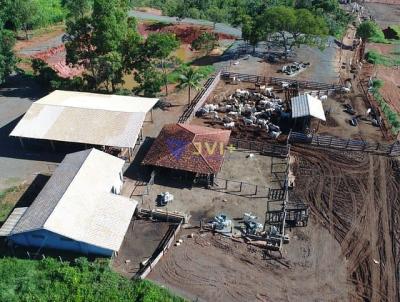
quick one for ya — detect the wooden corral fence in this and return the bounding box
[221,71,344,92]
[289,131,400,156]
[178,71,222,123]
[211,177,270,198]
[229,138,289,158]
[135,219,183,279]
[358,80,392,140]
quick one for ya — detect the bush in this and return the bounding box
[365,51,400,67]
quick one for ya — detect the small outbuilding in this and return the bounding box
[0,148,137,256]
[142,124,231,185]
[291,94,326,131]
[10,90,158,159]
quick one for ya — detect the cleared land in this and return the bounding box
[148,224,349,302]
[147,146,400,302]
[292,145,400,301]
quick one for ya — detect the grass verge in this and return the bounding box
[0,257,185,302]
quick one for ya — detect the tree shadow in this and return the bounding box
[0,73,46,101]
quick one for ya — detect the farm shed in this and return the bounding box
[291,94,326,121]
[290,94,326,131]
[10,90,158,159]
[0,149,137,256]
[142,124,231,185]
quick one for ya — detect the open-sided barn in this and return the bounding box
[10,90,158,158]
[142,124,231,185]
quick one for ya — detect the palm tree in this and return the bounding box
[177,67,205,104]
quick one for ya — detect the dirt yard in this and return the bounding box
[143,144,399,302]
[291,145,400,301]
[148,223,349,302]
[112,218,172,278]
[140,150,280,223]
[313,94,385,141]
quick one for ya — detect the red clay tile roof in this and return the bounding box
[142,124,231,174]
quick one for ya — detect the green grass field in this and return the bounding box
[0,257,185,302]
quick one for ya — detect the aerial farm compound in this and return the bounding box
[0,2,400,302]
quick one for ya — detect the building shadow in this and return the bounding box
[0,116,64,163]
[124,137,155,182]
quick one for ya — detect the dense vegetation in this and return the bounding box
[356,20,388,44]
[132,0,352,37]
[0,257,184,302]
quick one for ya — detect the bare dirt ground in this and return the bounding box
[148,223,349,302]
[141,150,279,222]
[112,218,172,278]
[14,25,64,56]
[313,94,385,141]
[291,145,400,301]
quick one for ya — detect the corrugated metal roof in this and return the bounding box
[10,91,158,148]
[36,90,158,113]
[11,149,137,252]
[143,124,231,174]
[0,207,28,237]
[291,94,326,121]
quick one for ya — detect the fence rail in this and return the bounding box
[221,71,344,91]
[289,131,400,156]
[178,71,221,123]
[136,220,183,279]
[229,138,289,158]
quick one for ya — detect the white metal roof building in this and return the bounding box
[1,149,137,256]
[10,90,158,149]
[291,94,326,121]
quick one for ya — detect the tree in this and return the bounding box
[241,15,263,53]
[62,0,93,20]
[144,33,179,95]
[0,29,16,84]
[65,0,140,92]
[9,0,38,39]
[356,20,384,43]
[133,63,164,97]
[259,6,328,59]
[191,32,218,55]
[177,67,205,104]
[206,7,224,29]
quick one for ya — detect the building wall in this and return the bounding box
[10,229,113,256]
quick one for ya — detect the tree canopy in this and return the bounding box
[356,20,385,43]
[0,4,17,84]
[243,6,328,58]
[64,0,141,92]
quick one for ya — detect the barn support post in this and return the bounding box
[50,140,55,152]
[19,137,25,149]
[150,108,154,123]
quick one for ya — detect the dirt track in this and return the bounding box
[292,146,400,301]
